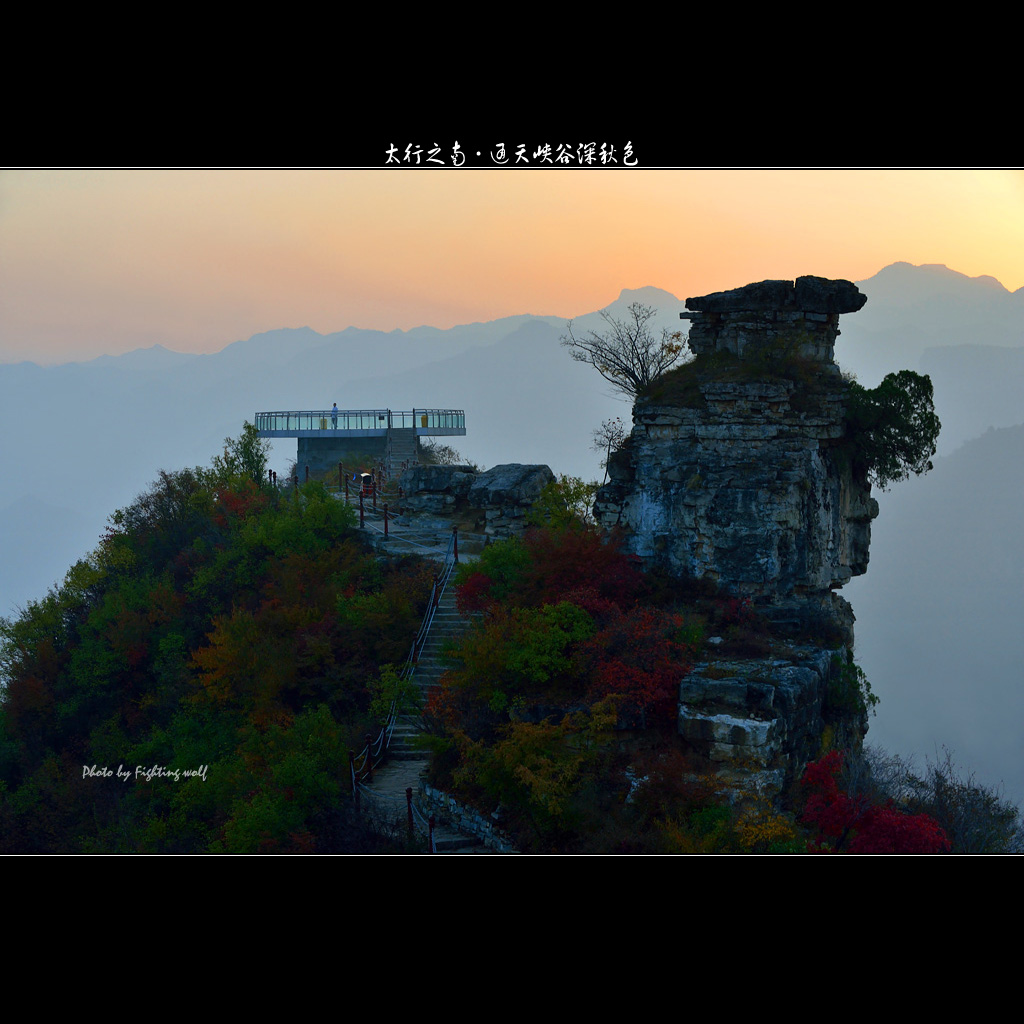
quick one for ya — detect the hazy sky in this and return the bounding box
[3,168,1023,364]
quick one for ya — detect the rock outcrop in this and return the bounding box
[595,277,876,795]
[399,463,555,538]
[596,276,876,645]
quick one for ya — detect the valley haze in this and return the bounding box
[1,262,1022,808]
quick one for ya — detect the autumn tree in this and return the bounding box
[561,303,688,399]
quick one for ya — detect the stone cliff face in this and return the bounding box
[594,277,877,796]
[596,276,877,645]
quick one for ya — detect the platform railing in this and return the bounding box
[255,408,465,435]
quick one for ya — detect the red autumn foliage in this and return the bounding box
[800,751,951,854]
[456,571,495,615]
[580,606,694,723]
[520,528,646,610]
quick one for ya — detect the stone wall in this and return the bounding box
[418,783,518,853]
[297,435,391,478]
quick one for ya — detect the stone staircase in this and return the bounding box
[387,427,420,479]
[356,561,493,852]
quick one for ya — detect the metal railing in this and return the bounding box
[255,408,465,436]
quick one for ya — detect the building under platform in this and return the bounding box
[255,408,466,478]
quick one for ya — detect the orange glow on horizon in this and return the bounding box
[2,168,1021,363]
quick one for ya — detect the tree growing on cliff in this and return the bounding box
[845,370,941,490]
[591,417,626,484]
[561,303,687,399]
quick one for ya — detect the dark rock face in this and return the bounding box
[681,276,868,366]
[467,464,555,508]
[686,275,867,314]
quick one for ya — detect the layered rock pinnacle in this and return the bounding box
[595,276,877,645]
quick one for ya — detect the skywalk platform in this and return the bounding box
[254,409,465,439]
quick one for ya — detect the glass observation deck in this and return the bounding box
[254,408,466,438]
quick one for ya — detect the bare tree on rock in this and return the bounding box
[561,302,688,400]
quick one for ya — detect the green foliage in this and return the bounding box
[454,535,532,607]
[0,432,430,853]
[368,664,421,722]
[420,440,472,468]
[827,652,879,719]
[526,476,598,531]
[211,421,272,485]
[844,370,941,489]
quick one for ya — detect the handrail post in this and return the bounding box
[429,815,436,854]
[305,464,309,483]
[365,734,373,782]
[345,473,349,500]
[453,525,459,563]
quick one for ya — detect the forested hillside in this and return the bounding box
[0,430,432,852]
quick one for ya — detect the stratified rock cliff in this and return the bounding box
[595,277,876,796]
[596,276,877,645]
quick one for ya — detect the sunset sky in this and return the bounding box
[2,167,1022,364]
